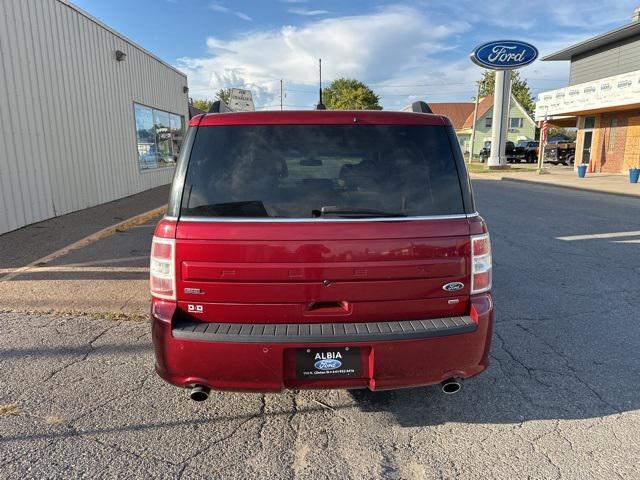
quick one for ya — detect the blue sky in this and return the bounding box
[73,0,639,109]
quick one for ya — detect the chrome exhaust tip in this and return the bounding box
[188,385,210,402]
[441,378,462,395]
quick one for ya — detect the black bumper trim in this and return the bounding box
[172,316,477,343]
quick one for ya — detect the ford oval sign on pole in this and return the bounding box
[470,40,538,70]
[470,40,538,169]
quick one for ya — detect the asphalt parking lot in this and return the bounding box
[0,217,157,316]
[1,179,639,479]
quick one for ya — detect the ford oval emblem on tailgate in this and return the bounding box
[314,359,342,371]
[443,282,464,292]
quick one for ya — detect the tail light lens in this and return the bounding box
[471,233,492,294]
[150,236,175,300]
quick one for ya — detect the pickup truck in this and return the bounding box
[544,141,576,166]
[479,141,520,163]
[514,140,539,163]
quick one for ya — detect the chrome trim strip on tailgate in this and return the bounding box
[172,316,477,343]
[173,212,478,223]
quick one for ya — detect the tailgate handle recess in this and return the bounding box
[306,301,350,315]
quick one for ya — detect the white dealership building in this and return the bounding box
[0,0,189,235]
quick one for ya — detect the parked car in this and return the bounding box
[515,140,539,163]
[479,140,519,163]
[150,109,493,400]
[544,141,576,165]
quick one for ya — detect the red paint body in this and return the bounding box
[152,110,493,393]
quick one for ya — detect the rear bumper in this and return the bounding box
[151,294,493,392]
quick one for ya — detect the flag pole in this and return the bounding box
[537,111,549,174]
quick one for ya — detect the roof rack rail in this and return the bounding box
[410,101,433,114]
[208,99,233,113]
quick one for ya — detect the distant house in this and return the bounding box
[428,95,536,157]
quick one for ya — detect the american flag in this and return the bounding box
[540,117,549,145]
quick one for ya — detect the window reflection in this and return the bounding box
[135,103,184,170]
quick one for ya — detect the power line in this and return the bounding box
[254,104,314,109]
[284,78,567,92]
[285,89,479,97]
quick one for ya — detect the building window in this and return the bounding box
[485,117,492,128]
[510,117,523,128]
[608,118,618,152]
[134,103,185,170]
[584,116,596,130]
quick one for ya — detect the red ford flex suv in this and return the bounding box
[151,106,493,401]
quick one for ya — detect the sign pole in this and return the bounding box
[488,69,511,168]
[469,40,538,169]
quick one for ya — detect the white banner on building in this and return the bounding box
[535,70,640,120]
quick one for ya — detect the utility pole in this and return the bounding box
[280,79,283,110]
[468,79,483,164]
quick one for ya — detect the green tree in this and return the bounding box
[548,127,577,141]
[322,78,382,110]
[216,88,231,104]
[191,98,213,112]
[478,70,535,115]
[191,89,232,112]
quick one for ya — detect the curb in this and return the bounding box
[0,205,166,282]
[500,177,640,200]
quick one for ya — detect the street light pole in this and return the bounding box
[280,79,283,111]
[468,79,483,164]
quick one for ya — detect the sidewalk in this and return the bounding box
[472,168,640,199]
[0,186,169,318]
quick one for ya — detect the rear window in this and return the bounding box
[180,125,465,218]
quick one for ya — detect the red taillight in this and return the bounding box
[150,236,175,300]
[471,233,492,294]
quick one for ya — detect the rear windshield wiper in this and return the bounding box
[312,206,407,218]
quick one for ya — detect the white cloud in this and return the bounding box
[289,8,331,16]
[178,1,633,109]
[177,5,471,108]
[209,3,252,21]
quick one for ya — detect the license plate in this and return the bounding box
[295,347,361,380]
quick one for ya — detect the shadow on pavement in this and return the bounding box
[0,343,152,359]
[351,179,640,426]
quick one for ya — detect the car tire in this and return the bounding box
[567,155,575,165]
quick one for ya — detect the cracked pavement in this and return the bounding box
[1,179,639,479]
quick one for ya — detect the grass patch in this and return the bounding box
[0,404,20,416]
[88,311,148,322]
[466,163,538,174]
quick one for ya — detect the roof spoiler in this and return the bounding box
[208,99,233,113]
[410,101,433,114]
